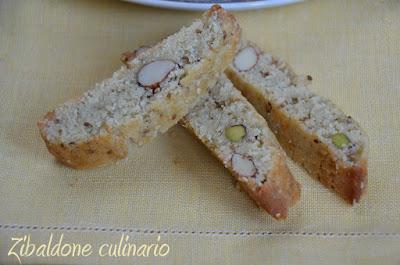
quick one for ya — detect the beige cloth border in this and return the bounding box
[0,228,399,265]
[1,0,400,264]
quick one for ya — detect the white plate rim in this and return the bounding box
[124,0,303,11]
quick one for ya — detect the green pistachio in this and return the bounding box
[225,125,246,142]
[332,133,350,149]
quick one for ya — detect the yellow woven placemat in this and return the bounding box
[0,0,399,264]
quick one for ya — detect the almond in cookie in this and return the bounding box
[226,40,368,204]
[38,5,241,169]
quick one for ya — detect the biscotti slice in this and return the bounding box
[181,75,300,220]
[122,48,300,219]
[225,40,368,204]
[38,5,240,169]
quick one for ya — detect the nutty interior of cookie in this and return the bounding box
[184,75,280,186]
[230,41,368,165]
[43,12,229,144]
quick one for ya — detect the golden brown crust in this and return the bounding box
[236,153,300,220]
[332,159,367,204]
[226,67,368,204]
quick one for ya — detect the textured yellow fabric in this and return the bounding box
[0,0,399,264]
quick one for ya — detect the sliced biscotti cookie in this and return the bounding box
[180,75,301,220]
[225,40,368,204]
[38,5,240,169]
[122,49,300,219]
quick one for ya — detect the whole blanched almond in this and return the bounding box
[233,46,258,72]
[231,153,257,178]
[137,60,176,90]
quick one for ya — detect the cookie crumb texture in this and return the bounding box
[183,75,276,186]
[181,75,300,219]
[226,40,368,203]
[38,6,240,168]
